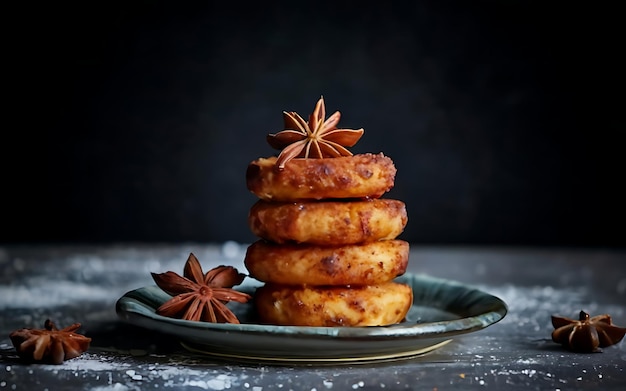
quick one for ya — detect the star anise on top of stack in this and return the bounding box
[267,96,365,170]
[151,253,251,324]
[551,310,626,352]
[9,319,91,364]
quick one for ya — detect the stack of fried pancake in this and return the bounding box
[244,153,412,327]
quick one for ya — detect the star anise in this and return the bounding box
[551,310,626,352]
[151,253,251,324]
[9,319,91,364]
[267,96,364,170]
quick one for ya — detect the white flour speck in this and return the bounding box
[183,380,211,390]
[221,241,241,259]
[89,383,130,391]
[351,381,365,389]
[206,378,228,390]
[516,358,538,365]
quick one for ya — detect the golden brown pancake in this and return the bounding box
[254,282,413,327]
[245,239,409,285]
[246,153,396,201]
[248,199,407,245]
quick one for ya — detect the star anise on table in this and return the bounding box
[9,319,91,364]
[551,310,626,353]
[151,253,251,324]
[267,96,365,170]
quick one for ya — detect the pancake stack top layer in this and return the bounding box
[244,97,412,327]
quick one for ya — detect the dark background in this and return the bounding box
[3,1,623,247]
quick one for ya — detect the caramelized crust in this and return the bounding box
[246,153,397,201]
[245,240,409,285]
[248,199,407,245]
[254,282,413,327]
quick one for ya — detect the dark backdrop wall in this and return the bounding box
[3,1,623,247]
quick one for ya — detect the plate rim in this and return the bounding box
[178,339,454,365]
[116,273,508,341]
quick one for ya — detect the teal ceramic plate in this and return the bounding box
[116,274,507,364]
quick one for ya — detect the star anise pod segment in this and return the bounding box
[551,310,626,352]
[9,319,91,364]
[151,253,251,324]
[267,96,364,170]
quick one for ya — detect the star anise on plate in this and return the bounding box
[551,310,626,352]
[267,96,365,170]
[151,253,251,324]
[9,319,91,364]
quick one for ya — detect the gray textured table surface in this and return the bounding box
[1,244,625,390]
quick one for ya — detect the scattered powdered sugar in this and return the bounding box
[3,352,250,391]
[0,280,120,309]
[478,283,625,332]
[57,353,133,372]
[90,383,134,391]
[2,245,625,390]
[181,374,237,390]
[0,244,249,311]
[90,384,132,391]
